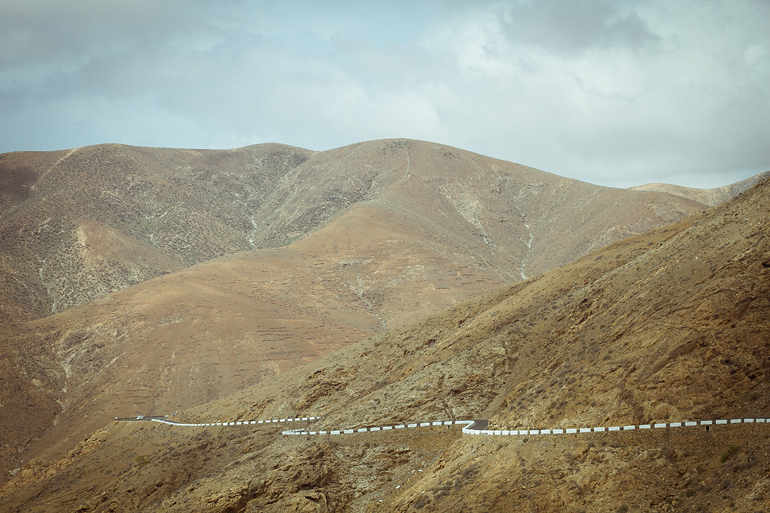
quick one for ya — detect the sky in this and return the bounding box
[1,0,768,188]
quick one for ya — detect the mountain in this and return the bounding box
[631,170,770,206]
[0,143,315,322]
[1,139,719,323]
[0,140,716,480]
[1,169,768,511]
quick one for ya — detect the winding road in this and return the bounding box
[117,415,768,437]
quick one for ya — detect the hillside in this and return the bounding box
[0,143,315,321]
[632,170,770,206]
[0,139,718,481]
[1,174,767,512]
[1,139,710,323]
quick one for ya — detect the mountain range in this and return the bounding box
[1,139,768,512]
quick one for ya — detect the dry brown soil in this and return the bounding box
[1,139,716,481]
[2,176,768,512]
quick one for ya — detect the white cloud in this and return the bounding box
[412,0,770,187]
[1,0,768,188]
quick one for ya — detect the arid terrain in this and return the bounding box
[1,139,768,512]
[1,139,708,324]
[0,140,714,477]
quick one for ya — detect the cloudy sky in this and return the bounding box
[1,0,768,188]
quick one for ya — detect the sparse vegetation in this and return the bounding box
[721,445,741,463]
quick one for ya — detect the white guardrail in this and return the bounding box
[150,416,322,428]
[457,418,768,436]
[147,417,769,437]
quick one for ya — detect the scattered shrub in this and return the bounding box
[721,445,740,464]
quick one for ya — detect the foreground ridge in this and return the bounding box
[123,416,769,436]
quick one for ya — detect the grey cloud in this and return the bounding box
[499,0,660,54]
[0,1,210,64]
[1,0,768,190]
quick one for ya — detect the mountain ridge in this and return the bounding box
[1,138,734,323]
[631,170,770,206]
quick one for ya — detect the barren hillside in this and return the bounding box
[0,143,315,321]
[1,173,767,512]
[1,139,718,480]
[1,139,710,323]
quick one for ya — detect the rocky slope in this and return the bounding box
[2,176,767,512]
[1,139,711,323]
[0,143,315,321]
[0,139,717,480]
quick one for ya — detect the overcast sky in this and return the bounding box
[1,0,768,188]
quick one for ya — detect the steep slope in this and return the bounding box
[244,138,709,281]
[0,143,315,321]
[1,139,708,322]
[2,178,767,512]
